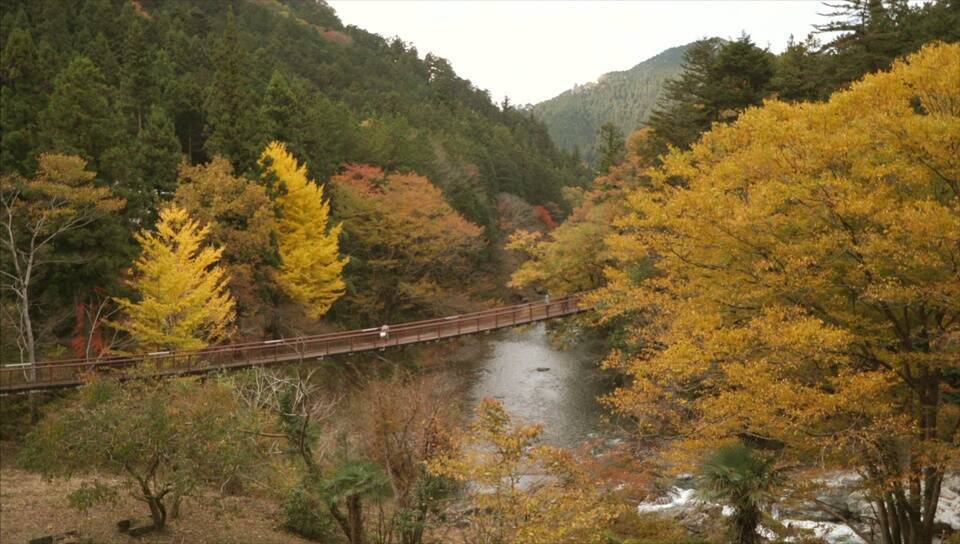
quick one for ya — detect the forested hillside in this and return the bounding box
[1,0,589,222]
[531,42,689,162]
[0,0,588,352]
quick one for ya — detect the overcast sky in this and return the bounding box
[329,1,833,105]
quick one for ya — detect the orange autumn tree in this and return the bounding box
[594,43,959,544]
[174,157,277,324]
[508,128,658,296]
[331,165,483,323]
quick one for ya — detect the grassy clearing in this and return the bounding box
[0,442,312,544]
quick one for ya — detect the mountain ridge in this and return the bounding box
[531,42,695,161]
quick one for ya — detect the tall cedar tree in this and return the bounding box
[38,56,125,178]
[645,36,774,156]
[113,205,235,351]
[131,105,181,225]
[203,9,261,172]
[0,23,41,174]
[595,122,626,173]
[260,141,347,320]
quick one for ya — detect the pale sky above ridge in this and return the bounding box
[329,0,834,105]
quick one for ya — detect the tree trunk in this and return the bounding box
[171,491,182,519]
[22,291,35,367]
[734,504,761,544]
[329,503,353,543]
[347,494,364,544]
[21,287,41,422]
[146,496,167,530]
[874,488,940,544]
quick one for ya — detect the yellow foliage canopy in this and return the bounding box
[595,42,959,530]
[508,128,659,295]
[114,206,236,351]
[429,398,619,544]
[260,141,347,319]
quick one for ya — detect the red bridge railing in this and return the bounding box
[0,294,589,394]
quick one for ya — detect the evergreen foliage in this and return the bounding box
[697,444,783,544]
[0,0,585,224]
[595,122,626,173]
[0,154,125,364]
[645,36,774,157]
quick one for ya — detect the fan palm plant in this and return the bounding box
[697,443,785,544]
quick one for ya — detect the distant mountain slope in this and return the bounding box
[531,43,692,160]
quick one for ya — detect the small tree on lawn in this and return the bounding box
[20,376,267,530]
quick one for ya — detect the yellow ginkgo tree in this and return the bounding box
[594,42,959,543]
[114,205,236,351]
[260,141,347,319]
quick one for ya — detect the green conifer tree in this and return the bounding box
[132,106,182,224]
[38,55,125,170]
[595,122,626,173]
[0,24,40,173]
[204,9,261,172]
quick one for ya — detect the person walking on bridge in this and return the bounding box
[379,324,390,349]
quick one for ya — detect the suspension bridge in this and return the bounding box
[0,294,589,394]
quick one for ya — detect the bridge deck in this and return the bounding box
[0,295,588,394]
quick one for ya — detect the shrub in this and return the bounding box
[281,483,341,542]
[20,376,268,530]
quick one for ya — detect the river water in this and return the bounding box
[444,322,617,448]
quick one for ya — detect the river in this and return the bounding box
[444,322,618,448]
